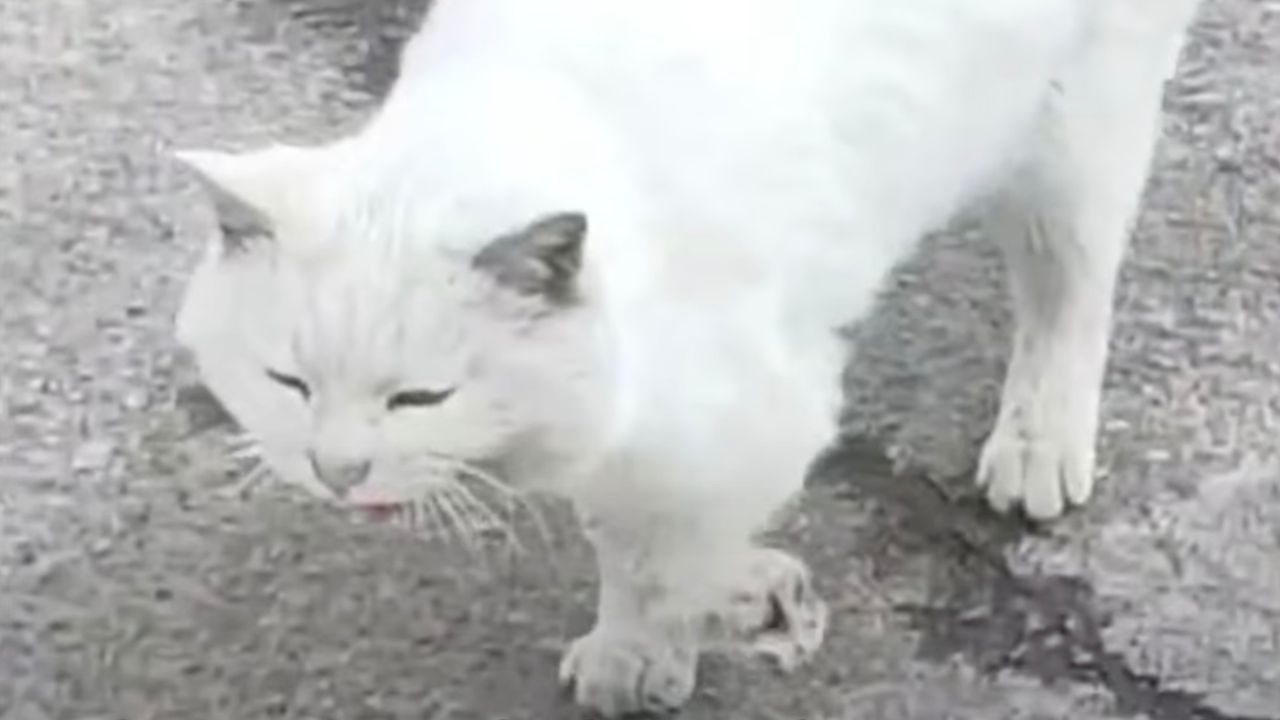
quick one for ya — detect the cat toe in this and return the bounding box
[978,418,1096,521]
[715,548,828,671]
[559,629,697,717]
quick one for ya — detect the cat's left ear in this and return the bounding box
[473,212,588,303]
[175,144,326,252]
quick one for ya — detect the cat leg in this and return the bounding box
[558,513,706,716]
[978,32,1179,520]
[560,511,827,716]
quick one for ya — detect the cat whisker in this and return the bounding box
[447,460,520,497]
[411,494,486,587]
[343,457,549,565]
[420,493,449,541]
[409,456,514,526]
[388,458,462,533]
[226,433,262,461]
[214,446,274,500]
[435,487,482,557]
[452,480,525,556]
[449,486,509,576]
[441,458,556,556]
[429,491,466,550]
[521,495,557,556]
[448,481,498,531]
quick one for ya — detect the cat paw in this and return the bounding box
[714,548,827,671]
[977,412,1096,521]
[558,628,697,717]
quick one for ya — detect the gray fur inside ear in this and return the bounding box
[473,212,587,302]
[174,148,285,254]
[203,182,274,253]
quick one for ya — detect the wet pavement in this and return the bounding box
[0,1,1277,718]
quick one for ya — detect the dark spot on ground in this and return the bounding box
[815,439,1278,720]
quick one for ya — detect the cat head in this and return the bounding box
[174,143,613,507]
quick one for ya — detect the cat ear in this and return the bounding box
[473,212,588,302]
[175,145,320,252]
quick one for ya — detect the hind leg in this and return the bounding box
[978,19,1190,520]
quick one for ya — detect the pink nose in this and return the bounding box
[308,454,371,497]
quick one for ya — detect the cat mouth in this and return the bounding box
[344,491,424,522]
[343,462,517,531]
[348,499,435,528]
[355,502,403,521]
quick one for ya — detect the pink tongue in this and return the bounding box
[359,503,401,521]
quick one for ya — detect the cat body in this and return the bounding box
[176,0,1201,714]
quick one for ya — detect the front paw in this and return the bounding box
[558,628,697,717]
[977,407,1096,521]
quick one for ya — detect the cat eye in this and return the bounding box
[266,369,311,400]
[387,387,455,410]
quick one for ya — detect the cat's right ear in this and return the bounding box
[175,145,321,252]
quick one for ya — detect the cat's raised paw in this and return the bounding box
[558,629,697,717]
[715,548,828,671]
[977,413,1096,521]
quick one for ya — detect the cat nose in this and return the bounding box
[308,453,371,497]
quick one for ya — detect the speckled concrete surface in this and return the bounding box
[0,1,1276,719]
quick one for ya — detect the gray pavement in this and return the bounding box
[0,1,1277,719]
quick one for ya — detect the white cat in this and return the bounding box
[175,0,1201,714]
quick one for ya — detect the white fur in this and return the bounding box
[175,0,1200,714]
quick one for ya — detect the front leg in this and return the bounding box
[560,513,827,716]
[559,514,703,717]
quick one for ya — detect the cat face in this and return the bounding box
[174,145,611,506]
